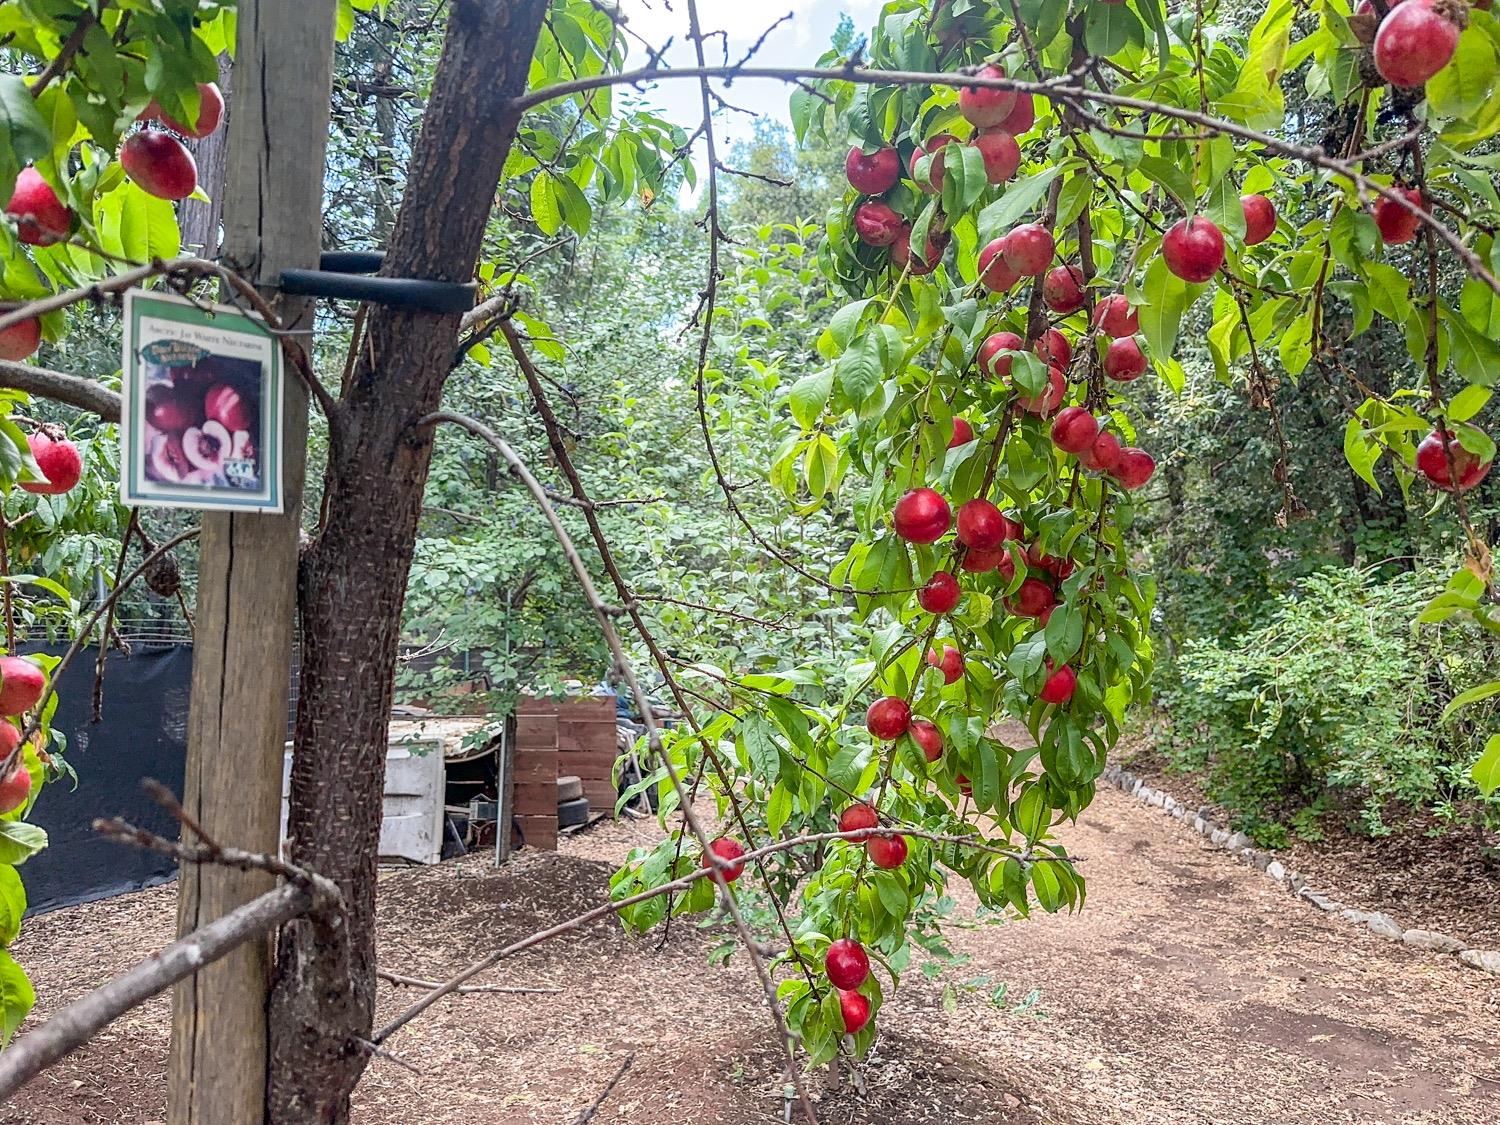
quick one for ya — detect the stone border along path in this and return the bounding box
[1100,764,1500,979]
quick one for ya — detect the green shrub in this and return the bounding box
[1160,566,1500,843]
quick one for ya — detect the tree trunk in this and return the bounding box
[169,4,335,1124]
[265,4,550,1122]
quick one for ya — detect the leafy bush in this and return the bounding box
[1161,566,1500,843]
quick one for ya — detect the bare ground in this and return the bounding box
[4,783,1499,1125]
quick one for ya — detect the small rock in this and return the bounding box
[1287,872,1305,893]
[1403,929,1465,954]
[1266,860,1287,882]
[1198,806,1215,820]
[1302,890,1342,912]
[1340,908,1375,925]
[1161,795,1177,812]
[1129,779,1142,796]
[1367,913,1403,941]
[1458,949,1500,976]
[1150,791,1166,808]
[1226,831,1253,852]
[1210,828,1229,845]
[1247,850,1271,872]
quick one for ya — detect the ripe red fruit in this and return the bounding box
[892,487,951,543]
[1027,547,1076,582]
[839,801,880,841]
[919,571,962,614]
[6,168,72,246]
[1017,366,1066,417]
[1092,294,1139,338]
[1051,406,1099,454]
[838,989,871,1035]
[948,418,974,448]
[141,82,225,139]
[121,131,198,201]
[1112,447,1156,490]
[866,832,909,869]
[0,657,45,716]
[890,226,942,276]
[977,238,1021,292]
[960,546,1008,573]
[854,202,904,246]
[1039,664,1078,705]
[959,64,1017,127]
[866,696,913,740]
[979,331,1024,379]
[926,644,964,685]
[1104,337,1149,382]
[20,432,82,495]
[1000,93,1035,135]
[1374,188,1423,245]
[1080,430,1124,473]
[910,718,943,761]
[702,837,747,884]
[1162,217,1225,282]
[1415,428,1493,492]
[973,130,1021,185]
[825,938,871,990]
[0,721,19,759]
[1002,223,1055,277]
[0,760,30,815]
[1034,328,1072,369]
[1009,577,1056,619]
[1241,194,1277,246]
[909,135,955,193]
[846,146,901,195]
[0,317,41,362]
[957,498,1012,550]
[1373,0,1459,87]
[1043,265,1086,315]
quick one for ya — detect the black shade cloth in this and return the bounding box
[20,643,191,915]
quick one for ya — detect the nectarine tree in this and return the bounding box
[0,1,1496,1122]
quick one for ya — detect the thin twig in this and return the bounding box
[570,1053,634,1125]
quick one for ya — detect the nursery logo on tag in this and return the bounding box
[140,340,211,367]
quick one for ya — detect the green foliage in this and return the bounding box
[1163,567,1500,840]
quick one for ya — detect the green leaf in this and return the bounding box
[116,183,182,262]
[1448,383,1492,422]
[1474,735,1500,797]
[530,173,562,236]
[0,822,45,866]
[788,368,833,429]
[0,949,32,1047]
[976,166,1062,242]
[1138,257,1192,359]
[836,332,884,405]
[0,866,21,946]
[1441,680,1500,723]
[1427,26,1499,122]
[0,75,52,198]
[1342,417,1381,491]
[1084,1,1142,56]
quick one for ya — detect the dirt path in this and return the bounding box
[5,785,1498,1125]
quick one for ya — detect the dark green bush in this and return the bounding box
[1160,566,1500,844]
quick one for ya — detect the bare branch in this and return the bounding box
[376,970,561,995]
[0,361,121,421]
[0,883,310,1102]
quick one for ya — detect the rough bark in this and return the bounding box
[179,54,234,258]
[265,4,550,1122]
[169,3,335,1123]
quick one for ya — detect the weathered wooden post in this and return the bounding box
[167,2,337,1121]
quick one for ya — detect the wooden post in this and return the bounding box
[168,3,336,1123]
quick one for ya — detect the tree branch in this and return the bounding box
[0,883,310,1102]
[512,63,1500,296]
[0,362,121,422]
